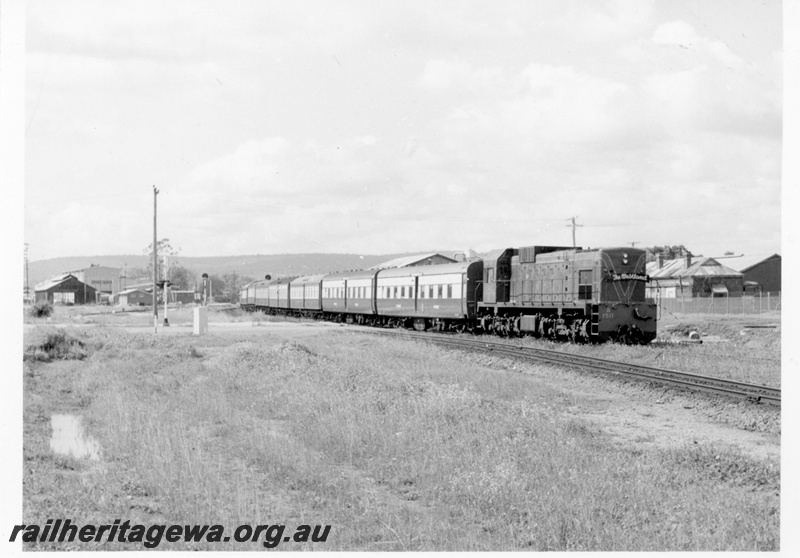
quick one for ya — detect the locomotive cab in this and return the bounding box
[592,248,657,343]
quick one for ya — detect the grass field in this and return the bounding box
[516,313,781,389]
[22,319,779,551]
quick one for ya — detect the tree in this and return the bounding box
[143,238,180,280]
[645,245,693,262]
[122,266,149,286]
[207,274,227,299]
[222,273,254,302]
[168,264,196,291]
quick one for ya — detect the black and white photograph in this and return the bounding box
[4,0,794,552]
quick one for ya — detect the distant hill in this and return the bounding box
[27,251,462,287]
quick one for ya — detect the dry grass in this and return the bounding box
[23,327,779,551]
[23,304,264,327]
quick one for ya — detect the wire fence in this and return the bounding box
[654,291,781,317]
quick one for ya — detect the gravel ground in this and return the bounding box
[449,349,780,462]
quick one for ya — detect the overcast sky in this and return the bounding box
[23,0,783,261]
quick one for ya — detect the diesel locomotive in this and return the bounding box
[240,244,657,343]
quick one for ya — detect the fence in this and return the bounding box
[654,291,781,317]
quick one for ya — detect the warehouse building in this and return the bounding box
[34,274,98,305]
[67,264,121,296]
[723,254,781,293]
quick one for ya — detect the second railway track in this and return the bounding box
[363,329,781,406]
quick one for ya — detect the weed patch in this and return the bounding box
[28,300,53,318]
[24,329,95,362]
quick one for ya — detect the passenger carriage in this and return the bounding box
[239,283,254,310]
[266,276,295,312]
[289,274,325,314]
[321,269,379,323]
[254,279,270,310]
[375,261,483,330]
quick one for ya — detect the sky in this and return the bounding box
[21,0,784,261]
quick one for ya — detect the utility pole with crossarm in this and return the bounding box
[565,216,583,249]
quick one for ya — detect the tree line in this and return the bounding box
[126,239,255,302]
[644,245,693,262]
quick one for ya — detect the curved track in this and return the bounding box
[363,329,781,406]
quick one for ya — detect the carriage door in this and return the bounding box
[414,276,419,313]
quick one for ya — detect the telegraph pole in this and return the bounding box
[629,241,640,248]
[565,216,583,248]
[163,254,170,326]
[24,243,29,303]
[153,186,159,333]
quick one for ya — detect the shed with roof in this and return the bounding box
[34,274,98,305]
[116,288,153,306]
[646,255,743,298]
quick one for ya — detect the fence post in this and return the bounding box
[767,292,770,312]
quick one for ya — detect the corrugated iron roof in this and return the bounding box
[117,288,150,295]
[722,253,780,273]
[34,274,76,292]
[646,259,688,279]
[646,257,742,279]
[675,258,742,277]
[369,253,454,270]
[65,265,120,273]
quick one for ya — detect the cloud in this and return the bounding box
[561,0,655,42]
[23,1,782,259]
[652,20,744,68]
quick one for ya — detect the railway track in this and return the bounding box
[364,329,781,406]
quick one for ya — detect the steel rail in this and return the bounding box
[362,329,781,406]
